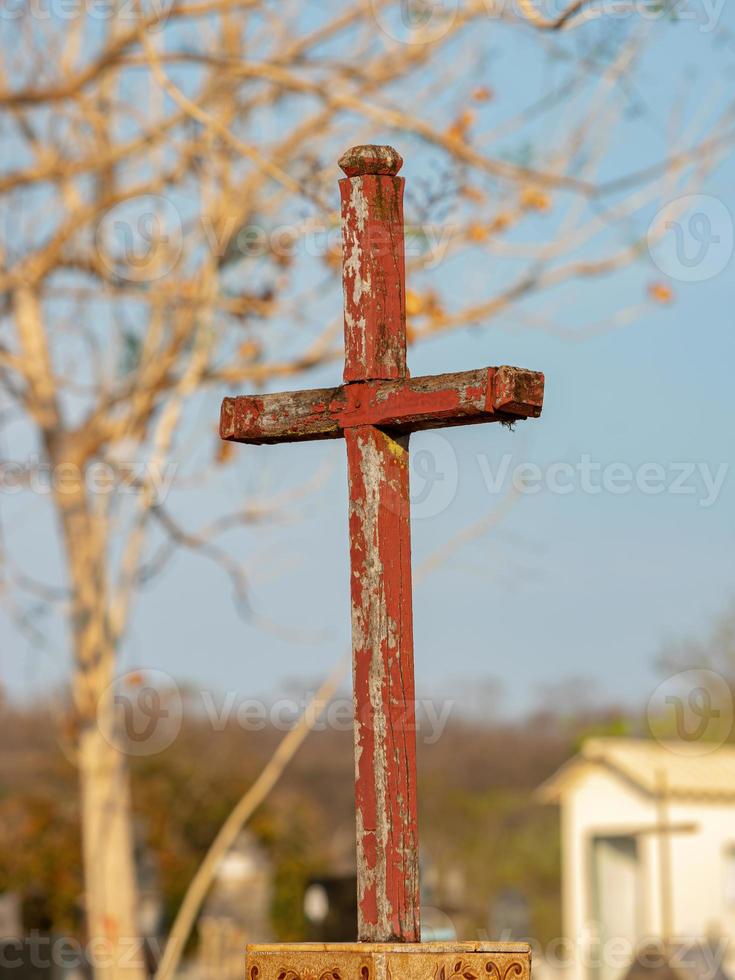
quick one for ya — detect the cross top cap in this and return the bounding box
[338,144,403,178]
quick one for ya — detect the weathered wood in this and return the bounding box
[345,425,419,943]
[218,144,546,948]
[246,941,533,980]
[341,147,418,944]
[338,144,404,178]
[339,147,407,383]
[493,365,545,416]
[220,366,544,444]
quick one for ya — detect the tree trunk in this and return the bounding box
[13,283,145,979]
[78,717,146,980]
[55,475,146,980]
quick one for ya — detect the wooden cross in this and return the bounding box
[220,145,545,945]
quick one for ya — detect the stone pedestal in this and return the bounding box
[246,942,531,980]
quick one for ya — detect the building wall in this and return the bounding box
[666,796,735,941]
[559,766,735,980]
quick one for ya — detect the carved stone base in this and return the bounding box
[246,942,531,980]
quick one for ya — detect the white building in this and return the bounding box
[539,738,735,980]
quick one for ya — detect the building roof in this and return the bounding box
[537,737,735,803]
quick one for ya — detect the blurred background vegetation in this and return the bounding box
[0,685,631,944]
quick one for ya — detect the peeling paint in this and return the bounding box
[218,146,546,947]
[220,368,545,445]
[339,169,407,385]
[350,178,370,233]
[346,425,419,943]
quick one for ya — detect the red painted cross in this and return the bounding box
[220,145,544,944]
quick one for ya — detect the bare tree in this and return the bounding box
[0,0,732,976]
[659,600,735,682]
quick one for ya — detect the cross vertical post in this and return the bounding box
[339,146,420,944]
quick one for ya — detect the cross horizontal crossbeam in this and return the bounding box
[220,365,543,445]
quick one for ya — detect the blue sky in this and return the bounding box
[2,2,734,718]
